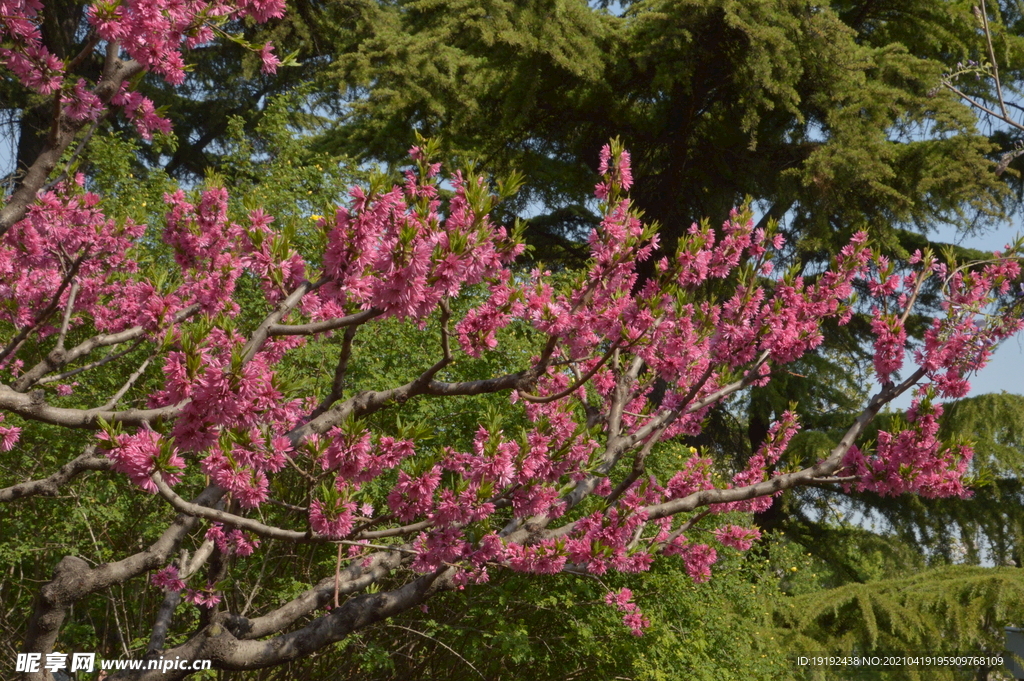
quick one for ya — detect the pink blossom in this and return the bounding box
[184,586,221,608]
[604,587,650,636]
[151,565,186,592]
[309,498,357,539]
[258,42,280,74]
[713,525,762,551]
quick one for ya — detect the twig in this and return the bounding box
[41,114,106,193]
[267,308,381,336]
[979,0,1009,119]
[56,281,79,352]
[334,544,342,609]
[97,356,152,411]
[385,624,487,680]
[518,341,621,404]
[36,338,145,385]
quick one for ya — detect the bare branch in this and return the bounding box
[15,304,199,391]
[267,308,381,336]
[355,520,433,540]
[385,623,487,679]
[208,550,409,641]
[979,0,1009,119]
[97,356,152,411]
[944,83,1023,132]
[22,485,224,663]
[0,446,110,503]
[289,368,531,445]
[36,338,145,385]
[151,473,314,543]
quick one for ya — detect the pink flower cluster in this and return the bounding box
[151,565,186,592]
[97,429,184,494]
[87,0,285,86]
[713,524,762,551]
[917,258,1023,398]
[0,414,21,452]
[664,539,718,583]
[604,587,650,636]
[0,0,62,93]
[0,179,149,337]
[314,163,524,323]
[309,498,357,539]
[184,584,221,608]
[112,87,173,140]
[206,522,260,556]
[841,398,973,498]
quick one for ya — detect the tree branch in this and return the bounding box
[267,308,381,336]
[151,473,314,543]
[0,56,143,236]
[214,550,409,642]
[14,305,199,392]
[0,446,110,502]
[96,356,152,411]
[126,567,453,678]
[36,338,145,385]
[979,0,1009,119]
[22,485,224,669]
[518,340,620,404]
[0,384,184,428]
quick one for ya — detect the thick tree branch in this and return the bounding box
[0,446,110,502]
[288,368,532,444]
[0,56,143,236]
[125,567,452,679]
[0,384,183,428]
[22,485,224,674]
[215,550,408,641]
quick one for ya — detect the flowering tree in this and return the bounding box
[2,2,1024,678]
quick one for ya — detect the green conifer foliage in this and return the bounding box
[314,0,1016,261]
[776,566,1024,681]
